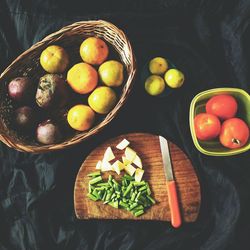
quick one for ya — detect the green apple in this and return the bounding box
[149,57,168,75]
[145,75,165,96]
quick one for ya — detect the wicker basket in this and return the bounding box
[0,20,136,153]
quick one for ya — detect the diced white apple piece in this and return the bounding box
[133,155,143,169]
[135,168,144,182]
[101,160,113,172]
[122,156,131,166]
[96,160,102,170]
[116,139,130,150]
[125,147,137,162]
[124,164,136,176]
[103,147,115,162]
[112,160,125,175]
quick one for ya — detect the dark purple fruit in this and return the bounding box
[8,77,34,103]
[14,106,36,131]
[36,74,68,109]
[36,120,62,145]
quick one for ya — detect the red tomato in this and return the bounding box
[194,113,221,141]
[219,118,249,149]
[206,94,238,120]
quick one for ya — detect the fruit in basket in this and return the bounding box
[144,75,165,96]
[219,118,249,149]
[40,45,69,73]
[67,63,98,94]
[36,120,62,144]
[88,86,117,114]
[67,104,95,131]
[36,74,68,109]
[194,113,221,140]
[80,37,109,65]
[164,69,184,88]
[8,77,35,103]
[98,60,124,87]
[206,94,238,120]
[14,106,36,131]
[149,57,168,75]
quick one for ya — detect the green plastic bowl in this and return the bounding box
[189,88,250,156]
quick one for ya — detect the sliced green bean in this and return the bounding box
[89,176,102,185]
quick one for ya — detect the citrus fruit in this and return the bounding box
[149,57,168,75]
[80,37,109,65]
[88,86,117,114]
[164,69,184,88]
[40,45,69,73]
[145,75,165,96]
[67,63,98,94]
[98,60,124,87]
[67,104,95,131]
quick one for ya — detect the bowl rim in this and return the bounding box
[189,87,250,156]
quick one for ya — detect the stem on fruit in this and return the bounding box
[232,138,241,145]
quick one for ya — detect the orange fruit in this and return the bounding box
[80,37,109,65]
[40,45,69,73]
[67,104,95,131]
[67,63,98,94]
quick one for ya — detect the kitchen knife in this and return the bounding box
[159,136,182,228]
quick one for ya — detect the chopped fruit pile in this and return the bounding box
[86,138,156,217]
[95,139,144,182]
[87,172,155,217]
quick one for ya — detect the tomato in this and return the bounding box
[219,118,249,149]
[194,113,221,141]
[206,94,238,120]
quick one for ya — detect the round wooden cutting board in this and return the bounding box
[74,133,201,222]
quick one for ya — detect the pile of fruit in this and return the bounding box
[7,37,125,145]
[194,94,250,149]
[144,57,184,96]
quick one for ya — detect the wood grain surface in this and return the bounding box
[74,133,201,222]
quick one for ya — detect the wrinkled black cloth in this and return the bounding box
[0,1,250,249]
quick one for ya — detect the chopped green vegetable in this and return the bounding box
[134,209,144,217]
[89,176,102,185]
[87,171,101,177]
[86,172,155,217]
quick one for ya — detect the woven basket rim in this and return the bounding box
[0,19,136,153]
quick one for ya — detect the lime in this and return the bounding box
[164,69,184,88]
[145,75,165,96]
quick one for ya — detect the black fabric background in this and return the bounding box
[0,0,250,249]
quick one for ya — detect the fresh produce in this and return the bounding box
[40,45,69,73]
[36,74,68,109]
[67,105,95,131]
[88,86,117,114]
[194,113,221,140]
[14,106,36,131]
[98,60,124,87]
[116,139,130,150]
[144,75,165,96]
[94,139,143,178]
[206,94,238,120]
[36,120,62,144]
[8,77,34,103]
[67,62,98,94]
[164,69,184,88]
[149,57,168,75]
[80,37,109,65]
[7,36,126,145]
[219,118,249,149]
[86,172,155,217]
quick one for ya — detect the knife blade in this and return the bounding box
[159,136,182,228]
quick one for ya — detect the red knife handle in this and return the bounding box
[167,180,182,228]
